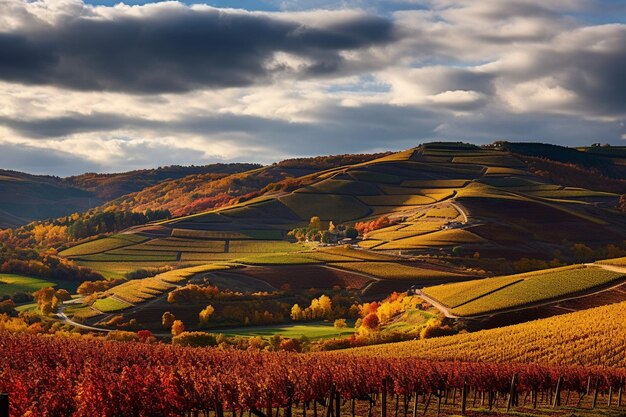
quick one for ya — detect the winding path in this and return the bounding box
[56,305,110,333]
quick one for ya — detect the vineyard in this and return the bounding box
[1,331,626,417]
[422,264,625,316]
[349,301,626,366]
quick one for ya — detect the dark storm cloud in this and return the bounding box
[0,113,148,138]
[0,104,441,150]
[0,5,396,93]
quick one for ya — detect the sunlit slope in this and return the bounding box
[63,143,626,273]
[346,300,626,367]
[422,263,626,316]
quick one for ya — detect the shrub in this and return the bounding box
[172,331,218,347]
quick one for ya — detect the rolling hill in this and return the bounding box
[0,170,100,228]
[96,152,391,217]
[65,163,261,200]
[0,164,260,229]
[65,142,626,270]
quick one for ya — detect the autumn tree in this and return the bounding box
[198,305,215,327]
[34,287,58,315]
[279,338,302,352]
[334,319,347,330]
[77,278,124,295]
[55,289,72,303]
[290,304,303,321]
[162,312,175,329]
[171,320,185,336]
[361,313,380,331]
[137,330,156,343]
[309,216,321,230]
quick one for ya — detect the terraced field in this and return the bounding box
[0,274,56,297]
[422,264,626,317]
[62,143,626,285]
[87,264,233,313]
[330,262,467,281]
[598,257,626,266]
[59,234,148,257]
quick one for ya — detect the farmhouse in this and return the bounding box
[441,221,463,230]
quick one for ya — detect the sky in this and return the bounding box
[1,0,626,175]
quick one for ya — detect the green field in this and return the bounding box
[228,240,305,253]
[317,247,401,261]
[279,193,371,222]
[0,274,56,297]
[423,274,524,309]
[92,297,133,313]
[218,321,354,340]
[330,262,464,280]
[235,254,321,265]
[60,234,148,257]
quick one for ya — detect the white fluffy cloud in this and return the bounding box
[0,0,625,175]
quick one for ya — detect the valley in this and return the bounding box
[2,142,626,416]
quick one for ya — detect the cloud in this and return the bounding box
[1,0,626,176]
[0,1,396,93]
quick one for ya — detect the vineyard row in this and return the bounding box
[1,332,625,416]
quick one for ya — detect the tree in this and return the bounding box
[334,319,347,330]
[572,243,595,263]
[162,312,175,329]
[198,305,215,327]
[55,289,72,303]
[279,338,302,352]
[137,330,155,343]
[34,287,58,315]
[171,320,185,336]
[309,216,321,230]
[290,304,303,321]
[361,313,379,330]
[317,295,333,318]
[345,227,358,239]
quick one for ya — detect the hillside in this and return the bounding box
[57,142,626,334]
[346,300,626,367]
[0,164,260,229]
[100,152,390,217]
[0,170,100,228]
[417,260,626,330]
[68,143,626,268]
[65,163,261,200]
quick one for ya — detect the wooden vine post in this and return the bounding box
[592,379,600,409]
[552,376,562,409]
[381,379,388,417]
[461,378,468,415]
[507,373,518,412]
[0,393,8,417]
